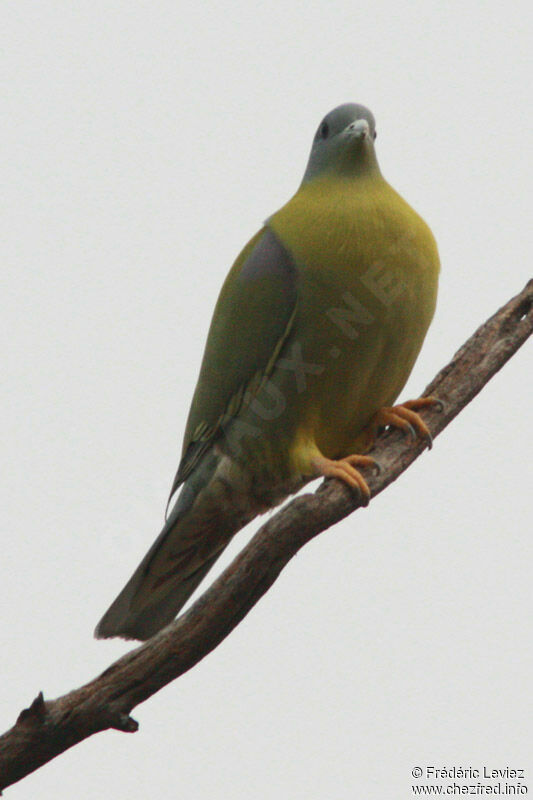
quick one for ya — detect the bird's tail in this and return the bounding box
[94,451,258,641]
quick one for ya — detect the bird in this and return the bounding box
[95,103,440,641]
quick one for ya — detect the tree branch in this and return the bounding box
[1,280,531,791]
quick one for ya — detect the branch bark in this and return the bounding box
[1,280,532,791]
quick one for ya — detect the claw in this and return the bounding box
[403,421,417,441]
[311,453,378,506]
[372,396,439,451]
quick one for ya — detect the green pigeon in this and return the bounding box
[95,103,440,640]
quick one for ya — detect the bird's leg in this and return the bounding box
[369,396,442,450]
[311,453,380,507]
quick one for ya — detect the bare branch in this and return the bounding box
[1,279,531,791]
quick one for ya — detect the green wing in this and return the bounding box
[168,226,299,504]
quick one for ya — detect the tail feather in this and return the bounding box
[95,452,257,641]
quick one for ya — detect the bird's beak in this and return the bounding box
[346,118,370,140]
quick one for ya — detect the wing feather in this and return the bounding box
[167,226,299,507]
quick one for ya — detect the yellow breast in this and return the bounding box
[268,173,440,469]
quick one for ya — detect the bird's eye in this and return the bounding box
[320,122,329,140]
[373,130,377,141]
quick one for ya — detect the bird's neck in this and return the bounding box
[302,147,381,185]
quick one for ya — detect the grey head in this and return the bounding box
[302,103,379,184]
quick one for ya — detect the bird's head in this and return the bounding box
[302,103,379,184]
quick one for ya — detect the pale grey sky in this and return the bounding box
[2,2,532,798]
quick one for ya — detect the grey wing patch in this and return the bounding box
[166,228,298,514]
[238,227,297,289]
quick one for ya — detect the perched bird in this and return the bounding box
[95,103,440,641]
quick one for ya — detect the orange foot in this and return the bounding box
[372,396,442,450]
[311,454,380,507]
